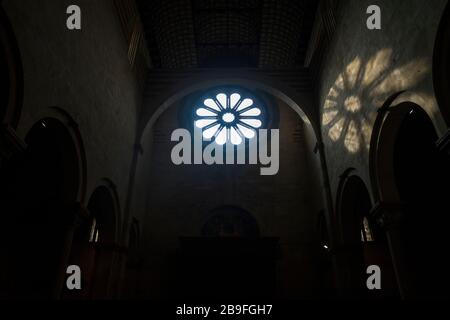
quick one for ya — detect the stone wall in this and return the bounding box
[3,0,141,236]
[318,0,448,202]
[138,91,325,298]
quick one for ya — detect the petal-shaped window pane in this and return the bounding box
[216,93,228,109]
[240,119,262,129]
[215,127,227,145]
[230,93,241,109]
[196,108,218,117]
[240,108,261,117]
[237,124,255,139]
[196,119,217,129]
[204,99,221,112]
[203,124,221,139]
[236,98,253,111]
[230,127,243,145]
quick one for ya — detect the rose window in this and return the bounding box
[194,93,262,145]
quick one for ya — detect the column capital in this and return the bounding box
[370,201,405,230]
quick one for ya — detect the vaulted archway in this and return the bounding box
[87,184,120,299]
[0,117,84,299]
[139,71,318,143]
[370,100,450,298]
[335,172,397,299]
[66,182,121,300]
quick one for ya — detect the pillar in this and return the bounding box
[52,202,89,299]
[371,202,409,299]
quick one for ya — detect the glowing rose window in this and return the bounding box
[195,93,263,145]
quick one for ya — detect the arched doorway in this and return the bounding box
[336,173,397,298]
[0,118,82,299]
[136,80,326,299]
[336,174,372,298]
[392,105,450,298]
[372,102,450,298]
[201,205,260,238]
[66,184,119,299]
[88,185,119,299]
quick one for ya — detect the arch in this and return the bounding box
[369,97,450,297]
[370,98,440,203]
[87,181,120,244]
[26,118,82,205]
[201,205,260,238]
[335,173,371,296]
[433,2,450,126]
[19,107,87,203]
[336,172,398,298]
[82,182,121,299]
[0,117,84,299]
[335,173,379,297]
[0,5,23,128]
[139,73,318,145]
[64,179,121,300]
[336,173,373,246]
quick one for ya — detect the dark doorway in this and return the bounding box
[87,186,118,299]
[337,175,371,298]
[0,118,80,299]
[337,175,397,298]
[64,185,118,300]
[201,205,260,238]
[393,106,450,298]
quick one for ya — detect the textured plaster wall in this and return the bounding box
[3,0,141,230]
[319,0,448,203]
[138,94,325,298]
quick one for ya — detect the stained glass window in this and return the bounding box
[195,92,262,145]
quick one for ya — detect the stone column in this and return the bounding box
[315,142,340,296]
[52,202,88,299]
[437,129,450,156]
[90,242,127,299]
[115,247,129,299]
[0,124,26,164]
[371,202,408,299]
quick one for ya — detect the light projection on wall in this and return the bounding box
[195,93,263,145]
[322,49,430,154]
